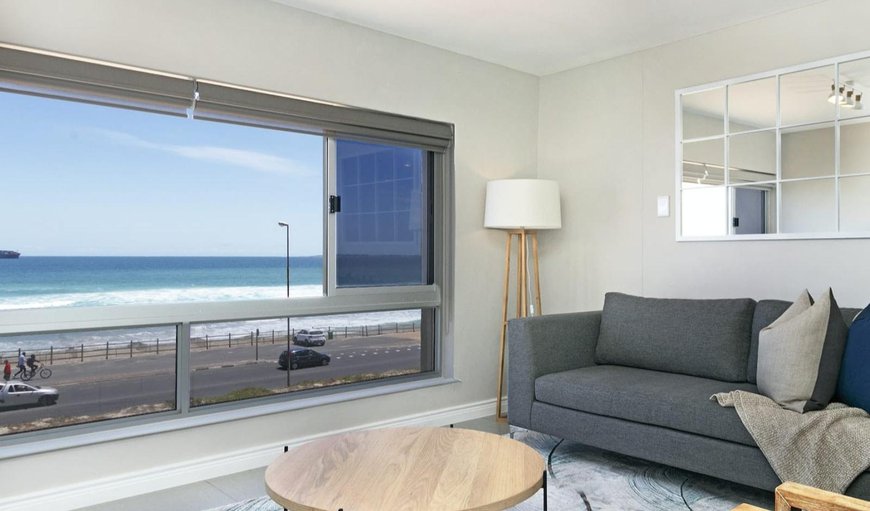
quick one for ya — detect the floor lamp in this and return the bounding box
[485,179,562,422]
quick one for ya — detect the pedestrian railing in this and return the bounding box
[0,320,422,366]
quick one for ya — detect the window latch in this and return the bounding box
[329,195,341,214]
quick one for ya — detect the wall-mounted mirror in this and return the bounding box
[682,87,724,140]
[780,65,836,127]
[838,57,870,120]
[729,77,777,133]
[677,49,870,239]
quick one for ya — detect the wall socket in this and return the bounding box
[657,195,670,217]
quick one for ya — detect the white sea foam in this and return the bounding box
[0,285,422,352]
[0,285,322,310]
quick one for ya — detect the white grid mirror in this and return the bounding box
[676,50,870,240]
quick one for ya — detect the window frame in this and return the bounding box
[0,45,456,457]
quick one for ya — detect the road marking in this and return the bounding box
[349,355,354,358]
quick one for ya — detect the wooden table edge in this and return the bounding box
[267,472,544,511]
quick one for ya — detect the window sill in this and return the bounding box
[0,374,460,460]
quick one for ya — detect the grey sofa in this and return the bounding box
[508,292,870,498]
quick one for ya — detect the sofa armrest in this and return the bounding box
[507,310,601,428]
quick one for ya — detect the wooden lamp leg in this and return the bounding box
[531,232,542,315]
[496,233,512,421]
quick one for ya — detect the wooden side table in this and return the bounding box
[265,427,547,511]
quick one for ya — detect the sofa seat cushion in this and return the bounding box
[534,365,758,446]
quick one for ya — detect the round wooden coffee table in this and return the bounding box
[265,427,546,511]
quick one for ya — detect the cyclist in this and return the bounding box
[26,353,38,377]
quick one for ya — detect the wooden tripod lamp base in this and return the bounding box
[484,179,561,424]
[496,229,543,422]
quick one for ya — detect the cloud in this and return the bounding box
[92,129,313,176]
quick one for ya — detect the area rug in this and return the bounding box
[208,429,773,511]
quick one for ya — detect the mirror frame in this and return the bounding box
[675,48,870,241]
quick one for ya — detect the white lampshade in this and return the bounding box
[484,179,562,230]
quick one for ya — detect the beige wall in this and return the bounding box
[0,0,538,499]
[538,0,870,311]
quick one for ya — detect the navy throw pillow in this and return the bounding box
[837,304,870,413]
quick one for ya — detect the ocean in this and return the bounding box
[0,257,420,351]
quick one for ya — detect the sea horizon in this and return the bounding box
[0,255,324,304]
[0,255,421,351]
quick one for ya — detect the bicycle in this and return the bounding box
[21,362,52,381]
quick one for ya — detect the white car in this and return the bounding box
[293,329,327,346]
[0,381,59,408]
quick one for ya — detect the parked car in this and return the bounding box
[279,348,331,370]
[293,329,327,346]
[0,381,59,408]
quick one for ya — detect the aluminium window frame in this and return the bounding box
[0,44,456,458]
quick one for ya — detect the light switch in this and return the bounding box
[657,195,670,217]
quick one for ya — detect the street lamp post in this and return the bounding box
[278,222,290,387]
[278,222,290,298]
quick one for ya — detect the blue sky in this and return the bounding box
[0,92,324,256]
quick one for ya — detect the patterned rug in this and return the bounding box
[208,429,773,511]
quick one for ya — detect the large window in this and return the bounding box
[0,45,452,443]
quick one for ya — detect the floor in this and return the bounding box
[77,416,510,511]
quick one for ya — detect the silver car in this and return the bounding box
[293,329,327,346]
[0,381,59,408]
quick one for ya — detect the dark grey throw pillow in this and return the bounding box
[757,289,848,413]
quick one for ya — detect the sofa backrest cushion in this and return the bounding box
[595,292,756,382]
[749,300,861,383]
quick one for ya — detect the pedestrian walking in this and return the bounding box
[3,360,10,381]
[14,352,26,378]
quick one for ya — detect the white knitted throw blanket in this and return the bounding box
[711,390,870,493]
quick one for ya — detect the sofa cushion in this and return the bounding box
[757,289,848,413]
[747,300,791,384]
[534,365,758,446]
[749,300,861,384]
[595,292,756,382]
[837,304,870,414]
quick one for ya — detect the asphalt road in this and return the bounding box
[0,334,422,429]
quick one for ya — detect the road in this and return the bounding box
[0,334,422,430]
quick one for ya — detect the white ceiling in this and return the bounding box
[270,0,825,76]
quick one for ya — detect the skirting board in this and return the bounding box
[3,398,499,511]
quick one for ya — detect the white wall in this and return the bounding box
[538,0,870,311]
[0,0,538,502]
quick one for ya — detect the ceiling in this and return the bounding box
[270,0,825,76]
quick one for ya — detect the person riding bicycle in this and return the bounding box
[26,353,38,375]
